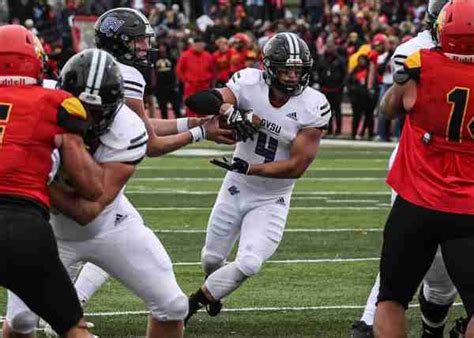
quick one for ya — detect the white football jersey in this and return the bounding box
[226,68,330,194]
[51,104,148,241]
[391,30,435,74]
[117,61,146,100]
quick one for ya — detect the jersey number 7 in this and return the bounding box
[0,103,12,145]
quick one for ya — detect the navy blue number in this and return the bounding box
[255,132,278,163]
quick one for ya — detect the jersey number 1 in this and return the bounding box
[0,103,12,145]
[446,87,474,142]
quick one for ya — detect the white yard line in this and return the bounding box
[153,228,382,233]
[126,190,390,195]
[0,303,461,322]
[173,258,380,266]
[131,177,384,182]
[137,207,389,211]
[137,167,387,171]
[325,199,379,203]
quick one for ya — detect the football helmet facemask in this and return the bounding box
[95,8,158,68]
[427,0,449,41]
[262,32,313,96]
[59,48,124,137]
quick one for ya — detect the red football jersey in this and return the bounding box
[387,49,474,214]
[0,85,89,208]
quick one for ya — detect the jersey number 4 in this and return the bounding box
[0,103,12,144]
[255,132,278,163]
[446,87,474,142]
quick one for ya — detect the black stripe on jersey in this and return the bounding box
[123,156,145,166]
[394,60,405,66]
[321,109,331,117]
[124,87,143,94]
[127,140,148,150]
[320,103,330,110]
[124,80,144,88]
[393,54,408,60]
[130,131,147,144]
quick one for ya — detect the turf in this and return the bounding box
[0,142,465,337]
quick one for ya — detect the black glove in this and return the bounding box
[210,157,250,175]
[225,107,258,142]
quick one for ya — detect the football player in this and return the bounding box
[0,25,103,338]
[349,1,456,338]
[71,7,242,315]
[183,32,332,324]
[3,49,230,338]
[375,1,474,336]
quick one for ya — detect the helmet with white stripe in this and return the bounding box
[59,48,124,137]
[262,32,313,96]
[95,8,157,69]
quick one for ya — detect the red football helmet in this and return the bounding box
[0,25,45,84]
[437,0,474,60]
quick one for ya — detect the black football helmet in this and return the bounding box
[95,8,157,68]
[428,0,449,41]
[262,32,313,96]
[59,48,124,137]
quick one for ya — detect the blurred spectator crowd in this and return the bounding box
[3,0,432,141]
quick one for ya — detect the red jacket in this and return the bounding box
[213,49,233,83]
[176,48,214,85]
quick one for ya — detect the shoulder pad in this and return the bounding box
[394,50,421,85]
[228,68,262,87]
[56,96,89,135]
[99,105,148,150]
[300,89,331,129]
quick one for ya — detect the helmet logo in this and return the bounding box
[286,58,303,65]
[100,16,125,37]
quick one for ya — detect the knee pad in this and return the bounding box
[201,248,226,276]
[8,311,38,334]
[236,254,263,277]
[151,293,188,321]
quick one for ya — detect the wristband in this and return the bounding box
[189,126,206,142]
[176,118,189,133]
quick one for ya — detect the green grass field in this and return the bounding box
[0,141,466,337]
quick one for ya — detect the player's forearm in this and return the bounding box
[146,132,194,157]
[58,134,104,201]
[248,159,309,179]
[380,85,403,120]
[49,184,102,225]
[149,117,207,136]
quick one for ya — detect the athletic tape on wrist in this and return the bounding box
[176,118,189,133]
[190,126,206,142]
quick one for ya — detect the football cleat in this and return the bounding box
[184,293,204,326]
[349,321,374,338]
[41,319,96,337]
[449,317,468,338]
[206,299,223,317]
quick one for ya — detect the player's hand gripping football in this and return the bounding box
[203,116,236,145]
[210,157,250,175]
[221,104,259,142]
